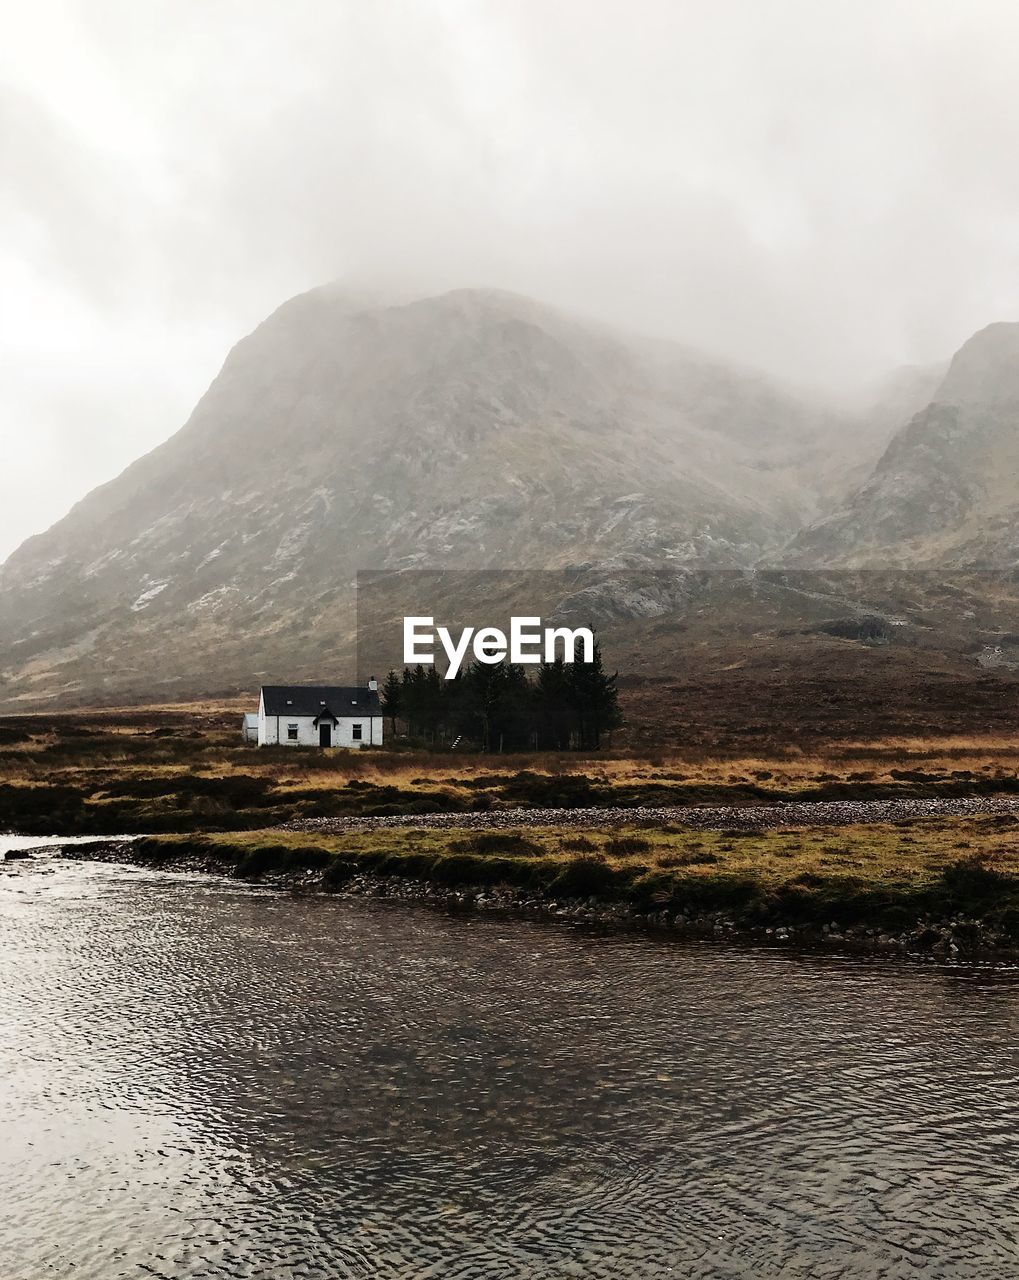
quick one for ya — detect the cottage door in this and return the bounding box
[319,723,332,747]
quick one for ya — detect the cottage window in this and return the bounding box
[287,723,299,741]
[352,723,363,741]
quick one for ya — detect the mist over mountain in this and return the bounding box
[0,285,1014,708]
[794,323,1019,567]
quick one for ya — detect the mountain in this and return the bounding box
[793,323,1019,567]
[0,286,858,708]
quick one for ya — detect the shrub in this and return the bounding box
[561,836,598,852]
[553,854,620,897]
[322,858,358,890]
[498,772,601,808]
[604,835,652,856]
[283,845,332,870]
[132,836,218,863]
[234,845,291,877]
[941,855,1015,906]
[998,907,1019,939]
[670,874,767,916]
[376,850,434,878]
[630,870,677,906]
[0,726,33,745]
[430,853,488,885]
[0,783,86,824]
[448,832,545,857]
[657,850,719,868]
[231,842,333,877]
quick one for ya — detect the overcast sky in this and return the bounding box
[4,0,1019,561]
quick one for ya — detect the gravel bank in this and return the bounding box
[284,794,1019,835]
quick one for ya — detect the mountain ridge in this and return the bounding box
[792,320,1019,567]
[0,286,1013,708]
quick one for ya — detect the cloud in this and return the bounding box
[3,0,1019,557]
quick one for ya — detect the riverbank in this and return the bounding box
[5,708,1019,956]
[50,806,1019,958]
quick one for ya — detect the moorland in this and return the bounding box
[4,694,1019,952]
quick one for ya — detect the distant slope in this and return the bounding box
[792,323,1019,567]
[0,287,853,707]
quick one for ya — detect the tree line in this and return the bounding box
[380,643,622,750]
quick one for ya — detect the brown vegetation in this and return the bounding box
[106,812,1019,941]
[2,704,1019,838]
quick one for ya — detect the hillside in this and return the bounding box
[0,287,856,708]
[793,323,1019,568]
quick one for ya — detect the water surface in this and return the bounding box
[2,840,1017,1278]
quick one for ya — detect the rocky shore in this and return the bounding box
[284,794,1019,836]
[52,837,1019,961]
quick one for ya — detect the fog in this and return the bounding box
[4,0,1019,561]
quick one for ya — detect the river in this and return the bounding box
[2,839,1018,1278]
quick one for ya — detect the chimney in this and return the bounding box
[367,675,379,692]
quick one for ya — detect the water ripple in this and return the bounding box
[1,850,1017,1278]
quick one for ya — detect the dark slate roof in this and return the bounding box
[260,685,382,717]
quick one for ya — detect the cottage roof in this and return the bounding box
[260,685,381,717]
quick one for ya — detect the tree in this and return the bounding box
[400,665,429,737]
[391,641,623,751]
[396,665,454,742]
[421,664,446,741]
[566,639,622,749]
[380,670,402,737]
[451,660,531,751]
[534,656,574,750]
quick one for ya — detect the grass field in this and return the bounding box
[6,704,1019,945]
[114,812,1019,941]
[3,705,1019,836]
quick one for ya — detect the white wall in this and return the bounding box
[331,716,384,748]
[256,699,384,748]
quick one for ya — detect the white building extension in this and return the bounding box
[257,680,383,748]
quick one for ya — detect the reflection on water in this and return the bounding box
[1,842,1018,1279]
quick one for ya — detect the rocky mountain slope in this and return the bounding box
[0,286,865,707]
[793,323,1019,567]
[3,287,1015,711]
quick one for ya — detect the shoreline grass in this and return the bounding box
[6,710,1019,948]
[107,815,1019,942]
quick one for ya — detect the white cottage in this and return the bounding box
[257,680,384,748]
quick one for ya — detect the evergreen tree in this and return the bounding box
[400,665,429,737]
[566,639,622,749]
[454,660,503,751]
[534,656,574,749]
[422,665,445,741]
[451,660,532,751]
[494,662,533,750]
[380,670,402,737]
[392,641,622,751]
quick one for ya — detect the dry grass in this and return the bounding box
[195,814,1019,890]
[3,705,1019,838]
[131,812,1019,933]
